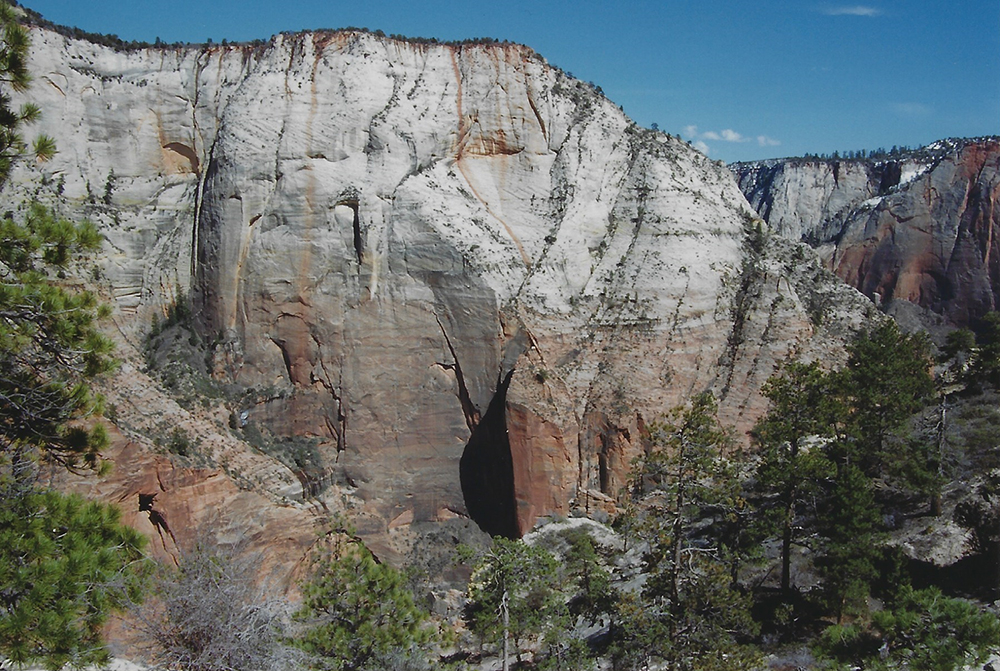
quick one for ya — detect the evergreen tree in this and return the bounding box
[561,527,614,628]
[836,321,934,481]
[815,462,884,621]
[0,9,145,664]
[753,360,838,594]
[464,537,563,671]
[816,586,1000,671]
[0,183,139,671]
[535,528,612,671]
[0,204,141,668]
[0,490,145,669]
[940,327,976,365]
[0,0,55,183]
[1,204,114,475]
[626,393,759,671]
[969,311,1000,387]
[296,536,436,671]
[955,471,1000,598]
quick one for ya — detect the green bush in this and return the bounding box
[815,587,1000,671]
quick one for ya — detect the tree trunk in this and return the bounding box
[994,540,1000,603]
[931,395,947,516]
[781,512,792,593]
[930,493,943,517]
[502,589,509,671]
[781,441,799,594]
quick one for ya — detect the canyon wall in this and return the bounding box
[733,139,1000,329]
[5,27,877,560]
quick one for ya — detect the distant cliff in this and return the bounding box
[733,138,1000,328]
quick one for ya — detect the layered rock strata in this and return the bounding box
[733,139,1000,328]
[6,27,877,554]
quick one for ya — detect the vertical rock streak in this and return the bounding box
[5,28,880,546]
[734,139,1000,327]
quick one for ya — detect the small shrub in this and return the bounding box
[167,428,192,457]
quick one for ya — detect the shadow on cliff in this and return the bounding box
[459,369,519,539]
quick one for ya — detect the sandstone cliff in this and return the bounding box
[733,138,1000,329]
[5,27,877,562]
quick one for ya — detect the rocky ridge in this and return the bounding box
[4,26,878,568]
[733,138,1000,330]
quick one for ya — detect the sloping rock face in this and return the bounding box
[6,27,877,550]
[733,139,1000,328]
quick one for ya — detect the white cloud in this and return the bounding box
[684,125,780,153]
[823,5,881,16]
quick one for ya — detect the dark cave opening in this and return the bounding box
[459,369,520,539]
[335,198,363,264]
[350,202,363,264]
[879,161,903,195]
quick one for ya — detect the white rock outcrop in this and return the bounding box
[733,139,1000,329]
[6,28,877,545]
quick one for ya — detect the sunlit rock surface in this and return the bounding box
[7,27,876,556]
[734,138,1000,329]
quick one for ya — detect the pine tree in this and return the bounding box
[0,490,145,669]
[464,537,563,671]
[753,361,838,594]
[0,204,141,669]
[970,311,1000,387]
[955,471,1000,599]
[0,6,144,664]
[628,393,759,671]
[561,527,614,627]
[815,461,884,622]
[816,586,1000,671]
[1,204,114,475]
[295,536,436,671]
[836,321,934,481]
[0,0,55,182]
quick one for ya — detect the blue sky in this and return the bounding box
[19,1,1000,162]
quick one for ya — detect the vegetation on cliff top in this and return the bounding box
[731,135,1000,169]
[11,0,534,53]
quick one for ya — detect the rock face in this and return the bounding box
[6,27,877,554]
[733,139,1000,328]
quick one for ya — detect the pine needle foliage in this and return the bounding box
[0,0,55,183]
[0,7,140,665]
[0,489,145,669]
[464,537,563,670]
[815,587,1000,671]
[296,537,436,671]
[1,203,114,472]
[620,392,760,671]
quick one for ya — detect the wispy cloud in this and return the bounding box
[693,140,711,155]
[686,125,754,144]
[721,129,748,143]
[822,5,882,16]
[892,102,932,117]
[685,126,775,152]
